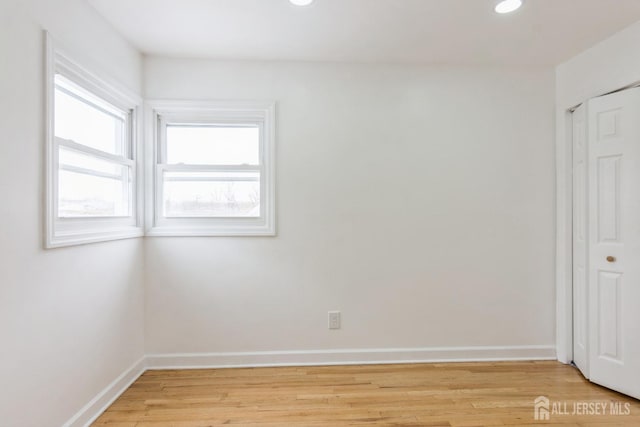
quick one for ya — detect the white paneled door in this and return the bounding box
[583,88,640,399]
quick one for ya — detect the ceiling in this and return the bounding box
[88,0,640,66]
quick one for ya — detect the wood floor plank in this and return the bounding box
[92,361,639,426]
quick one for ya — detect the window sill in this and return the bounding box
[46,227,144,248]
[144,225,276,237]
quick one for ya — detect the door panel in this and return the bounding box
[596,155,621,243]
[597,271,622,362]
[587,88,640,399]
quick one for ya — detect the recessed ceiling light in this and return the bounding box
[495,0,523,14]
[290,0,314,6]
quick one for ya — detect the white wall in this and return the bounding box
[144,58,556,357]
[557,20,640,109]
[555,20,640,363]
[0,1,144,426]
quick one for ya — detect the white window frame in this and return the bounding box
[45,33,143,248]
[145,100,276,236]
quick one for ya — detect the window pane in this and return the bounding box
[58,147,131,218]
[54,74,127,156]
[163,171,260,217]
[166,126,259,165]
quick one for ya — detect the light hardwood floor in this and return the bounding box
[93,361,640,426]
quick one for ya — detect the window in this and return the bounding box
[147,101,276,236]
[46,38,142,247]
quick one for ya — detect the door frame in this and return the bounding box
[556,105,575,365]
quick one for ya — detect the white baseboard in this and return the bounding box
[146,345,557,370]
[63,356,146,427]
[63,345,556,426]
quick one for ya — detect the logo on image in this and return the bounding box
[534,396,550,420]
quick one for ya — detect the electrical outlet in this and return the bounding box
[328,311,341,329]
